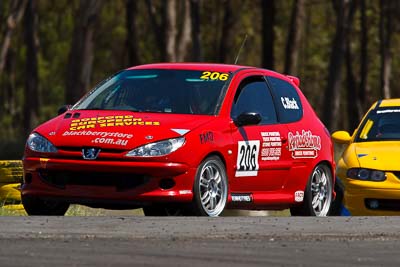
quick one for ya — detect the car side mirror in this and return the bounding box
[331,130,351,144]
[57,104,71,115]
[234,112,262,127]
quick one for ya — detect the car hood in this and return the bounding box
[354,141,400,171]
[35,110,215,150]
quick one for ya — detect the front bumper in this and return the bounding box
[344,183,400,216]
[22,157,195,206]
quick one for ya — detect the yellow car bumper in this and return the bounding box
[0,161,23,210]
[344,187,400,216]
[0,183,22,204]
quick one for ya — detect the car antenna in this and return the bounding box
[234,34,248,65]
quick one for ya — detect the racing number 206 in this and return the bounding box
[235,140,260,177]
[200,71,229,81]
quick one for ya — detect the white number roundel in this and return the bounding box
[235,140,260,177]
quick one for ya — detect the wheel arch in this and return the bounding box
[317,160,336,187]
[201,151,227,168]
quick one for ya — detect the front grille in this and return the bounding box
[57,147,126,154]
[39,170,149,191]
[365,198,400,211]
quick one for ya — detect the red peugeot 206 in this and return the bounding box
[22,63,335,216]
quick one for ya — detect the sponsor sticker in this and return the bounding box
[295,191,304,202]
[200,131,214,144]
[260,131,282,161]
[377,109,400,114]
[235,140,260,177]
[231,194,253,202]
[68,115,160,131]
[63,130,133,147]
[288,130,321,159]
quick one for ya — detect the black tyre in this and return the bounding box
[290,164,333,216]
[22,195,70,216]
[191,156,228,217]
[329,178,344,216]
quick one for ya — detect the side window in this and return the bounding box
[231,77,277,125]
[266,76,303,123]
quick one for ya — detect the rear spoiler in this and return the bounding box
[286,75,300,87]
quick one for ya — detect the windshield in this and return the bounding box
[356,107,400,142]
[73,69,231,115]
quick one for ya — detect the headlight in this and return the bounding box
[27,133,58,153]
[347,168,386,181]
[126,137,185,157]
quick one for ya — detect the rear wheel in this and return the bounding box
[191,156,228,217]
[22,195,70,216]
[290,164,333,216]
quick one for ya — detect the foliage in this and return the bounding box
[1,0,400,158]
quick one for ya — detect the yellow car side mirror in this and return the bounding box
[332,131,351,144]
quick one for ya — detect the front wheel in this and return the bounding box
[290,164,333,216]
[22,195,70,216]
[191,156,228,217]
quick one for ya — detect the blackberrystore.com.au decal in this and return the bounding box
[288,130,321,159]
[63,130,133,147]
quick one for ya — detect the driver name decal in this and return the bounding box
[281,97,299,110]
[288,130,321,159]
[235,140,260,177]
[68,115,160,131]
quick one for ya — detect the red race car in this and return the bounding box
[22,63,335,216]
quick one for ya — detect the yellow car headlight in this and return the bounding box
[347,168,386,181]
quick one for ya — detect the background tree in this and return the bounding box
[322,0,355,131]
[126,0,140,67]
[218,0,236,63]
[0,0,28,75]
[344,0,358,132]
[284,0,305,75]
[379,0,394,99]
[2,0,400,158]
[358,0,369,111]
[65,0,103,103]
[261,0,275,69]
[190,0,202,61]
[23,0,39,136]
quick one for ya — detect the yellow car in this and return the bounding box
[0,160,23,212]
[332,99,400,215]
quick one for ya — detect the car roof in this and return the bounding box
[126,63,254,72]
[126,63,300,87]
[377,98,400,108]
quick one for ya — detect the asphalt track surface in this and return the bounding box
[1,216,400,266]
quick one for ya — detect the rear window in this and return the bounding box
[266,76,303,123]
